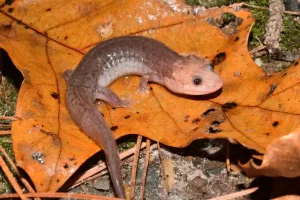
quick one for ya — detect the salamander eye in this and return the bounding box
[193,76,202,86]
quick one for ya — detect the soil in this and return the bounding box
[68,138,274,199]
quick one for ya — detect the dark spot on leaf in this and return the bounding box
[24,24,29,29]
[101,112,104,117]
[222,102,237,111]
[7,7,14,13]
[212,52,226,65]
[46,8,51,11]
[69,156,75,161]
[282,72,287,77]
[184,115,190,122]
[234,36,239,41]
[17,20,22,25]
[2,23,12,30]
[111,126,118,131]
[266,84,278,97]
[50,92,59,99]
[295,61,298,66]
[192,127,199,132]
[192,118,200,124]
[208,127,222,134]
[136,111,139,114]
[64,36,68,40]
[5,0,14,5]
[266,133,270,136]
[56,179,59,183]
[272,121,279,127]
[124,115,131,119]
[211,121,221,125]
[201,108,216,117]
[63,163,69,169]
[112,107,116,110]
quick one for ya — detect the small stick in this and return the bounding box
[69,142,154,189]
[208,187,259,200]
[243,3,300,16]
[0,145,40,200]
[129,136,143,200]
[0,116,17,121]
[226,141,230,173]
[0,192,123,199]
[157,142,170,193]
[0,131,10,135]
[0,156,28,200]
[140,139,151,199]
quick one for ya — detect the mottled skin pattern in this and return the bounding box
[64,36,222,198]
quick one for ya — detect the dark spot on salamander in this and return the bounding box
[56,179,60,183]
[7,8,14,13]
[201,108,216,117]
[266,133,270,136]
[234,36,239,41]
[64,36,68,40]
[208,127,222,134]
[136,111,140,114]
[112,107,116,110]
[50,92,59,99]
[46,8,51,11]
[192,118,200,124]
[101,112,104,117]
[111,126,118,131]
[63,163,69,169]
[272,121,279,127]
[124,115,131,119]
[295,61,298,66]
[212,52,226,65]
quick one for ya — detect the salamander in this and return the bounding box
[64,36,223,198]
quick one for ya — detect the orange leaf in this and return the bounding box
[240,127,300,178]
[1,0,299,194]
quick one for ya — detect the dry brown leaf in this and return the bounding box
[1,0,300,194]
[241,127,300,178]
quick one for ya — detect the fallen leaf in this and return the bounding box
[240,127,300,178]
[0,0,299,194]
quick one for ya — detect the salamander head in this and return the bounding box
[163,56,223,95]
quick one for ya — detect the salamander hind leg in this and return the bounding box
[95,85,132,108]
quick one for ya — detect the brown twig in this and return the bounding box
[130,136,143,200]
[208,187,259,200]
[0,116,17,121]
[226,141,230,173]
[157,142,170,193]
[141,139,151,199]
[0,145,40,200]
[0,192,123,199]
[0,131,10,135]
[243,3,300,15]
[69,142,158,189]
[0,156,28,200]
[0,124,11,128]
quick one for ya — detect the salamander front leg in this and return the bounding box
[95,85,132,108]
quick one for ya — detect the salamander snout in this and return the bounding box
[163,58,223,95]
